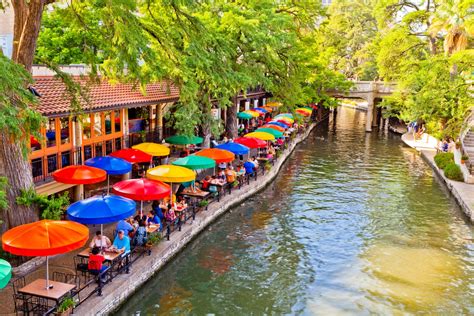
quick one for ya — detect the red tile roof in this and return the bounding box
[32,76,180,116]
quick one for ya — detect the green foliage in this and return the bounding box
[444,162,464,181]
[0,177,8,211]
[434,152,454,170]
[58,297,76,313]
[198,199,209,208]
[16,188,70,220]
[461,154,469,161]
[146,233,161,246]
[0,55,45,156]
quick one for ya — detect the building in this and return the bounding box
[0,5,14,58]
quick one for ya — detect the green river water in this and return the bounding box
[118,107,474,315]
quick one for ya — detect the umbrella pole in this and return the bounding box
[101,224,104,249]
[46,256,52,289]
[107,175,110,195]
[140,200,143,217]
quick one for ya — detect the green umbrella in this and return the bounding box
[0,259,12,289]
[275,113,293,119]
[256,128,284,138]
[172,155,216,170]
[165,135,203,145]
[237,112,253,119]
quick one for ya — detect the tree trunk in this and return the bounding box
[0,132,38,231]
[225,97,239,139]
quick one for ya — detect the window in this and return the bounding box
[115,138,122,151]
[84,145,92,161]
[105,111,112,135]
[114,110,121,132]
[105,140,113,155]
[31,158,43,179]
[61,151,72,168]
[95,142,103,157]
[94,113,102,137]
[59,118,70,145]
[46,118,56,148]
[47,154,58,174]
[83,116,91,139]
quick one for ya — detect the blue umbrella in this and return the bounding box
[85,156,132,194]
[253,107,268,113]
[267,121,288,129]
[67,195,136,225]
[216,142,250,155]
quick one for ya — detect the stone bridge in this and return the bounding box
[328,81,397,132]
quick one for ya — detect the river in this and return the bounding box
[118,107,474,315]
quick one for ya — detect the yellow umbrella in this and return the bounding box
[147,165,195,183]
[265,101,282,107]
[147,165,196,200]
[244,131,275,141]
[243,110,260,118]
[132,142,170,157]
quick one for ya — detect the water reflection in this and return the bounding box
[119,107,474,315]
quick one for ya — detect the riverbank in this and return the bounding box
[421,150,474,222]
[74,120,321,315]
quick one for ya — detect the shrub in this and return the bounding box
[461,154,469,161]
[434,152,454,169]
[444,162,464,181]
[16,188,70,220]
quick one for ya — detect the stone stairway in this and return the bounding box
[464,130,474,171]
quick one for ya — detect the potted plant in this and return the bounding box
[57,297,75,316]
[455,141,461,149]
[198,199,209,209]
[461,154,469,164]
[145,233,161,248]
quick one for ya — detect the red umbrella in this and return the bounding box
[112,178,171,215]
[52,165,107,185]
[110,148,152,164]
[234,137,267,149]
[277,119,292,126]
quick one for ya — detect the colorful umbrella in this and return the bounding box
[256,128,284,138]
[147,165,196,183]
[85,156,132,175]
[110,148,152,164]
[147,165,196,200]
[253,107,268,114]
[263,106,273,113]
[265,101,282,107]
[67,195,137,225]
[2,220,88,289]
[85,156,132,194]
[172,155,216,170]
[132,142,170,157]
[244,131,275,141]
[216,142,250,155]
[234,137,267,149]
[296,108,312,116]
[52,165,107,185]
[195,148,235,164]
[237,112,253,120]
[112,178,171,215]
[165,135,203,145]
[0,259,12,289]
[277,119,293,126]
[275,113,294,119]
[267,121,288,129]
[243,110,260,118]
[262,124,285,132]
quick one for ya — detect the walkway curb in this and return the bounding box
[74,121,320,315]
[420,150,474,222]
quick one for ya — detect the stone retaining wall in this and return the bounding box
[421,150,474,222]
[74,122,319,315]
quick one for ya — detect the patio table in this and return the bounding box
[78,248,122,263]
[18,279,75,304]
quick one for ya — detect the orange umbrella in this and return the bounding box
[2,220,89,288]
[52,165,107,185]
[262,124,285,132]
[195,148,235,164]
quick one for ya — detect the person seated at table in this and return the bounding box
[251,156,259,169]
[217,169,227,183]
[176,195,188,208]
[244,159,256,176]
[225,165,237,185]
[164,207,177,223]
[145,210,161,227]
[276,137,284,146]
[88,247,107,279]
[218,162,227,170]
[236,163,246,176]
[267,144,276,160]
[163,194,176,205]
[133,220,147,247]
[152,201,165,221]
[89,231,112,249]
[109,230,131,254]
[116,218,134,237]
[201,175,211,191]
